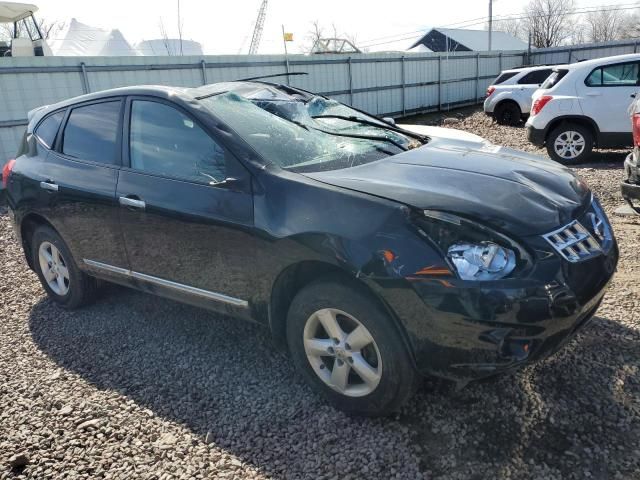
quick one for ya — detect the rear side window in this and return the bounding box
[517,69,552,85]
[493,72,518,85]
[541,69,568,89]
[586,62,640,87]
[35,111,65,148]
[128,100,227,183]
[62,101,121,164]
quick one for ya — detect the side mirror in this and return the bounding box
[382,117,396,125]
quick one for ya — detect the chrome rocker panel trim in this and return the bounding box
[83,259,249,308]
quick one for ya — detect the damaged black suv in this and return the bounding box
[4,81,618,415]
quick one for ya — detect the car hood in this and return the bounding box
[304,128,590,236]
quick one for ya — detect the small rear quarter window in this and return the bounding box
[517,69,552,85]
[541,69,569,89]
[35,111,65,149]
[493,71,518,85]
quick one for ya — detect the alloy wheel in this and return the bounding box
[553,130,586,160]
[38,241,70,296]
[303,308,382,397]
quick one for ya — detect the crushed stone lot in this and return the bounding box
[1,107,639,480]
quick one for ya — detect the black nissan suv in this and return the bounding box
[4,81,618,415]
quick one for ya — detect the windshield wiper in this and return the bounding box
[311,114,429,144]
[307,126,408,151]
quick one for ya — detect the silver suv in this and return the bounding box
[484,65,554,126]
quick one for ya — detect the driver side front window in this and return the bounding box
[129,100,227,184]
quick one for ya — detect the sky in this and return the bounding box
[34,0,628,55]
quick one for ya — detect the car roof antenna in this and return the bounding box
[236,72,309,82]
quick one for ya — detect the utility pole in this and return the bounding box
[281,25,288,56]
[488,0,493,51]
[177,0,183,56]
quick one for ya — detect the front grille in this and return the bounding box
[542,220,602,263]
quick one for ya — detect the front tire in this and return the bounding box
[31,225,97,309]
[286,279,418,416]
[546,123,593,165]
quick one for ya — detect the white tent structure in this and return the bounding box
[49,18,137,56]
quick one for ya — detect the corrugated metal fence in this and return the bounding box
[528,39,640,66]
[0,51,524,162]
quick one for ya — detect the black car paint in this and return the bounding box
[6,84,618,384]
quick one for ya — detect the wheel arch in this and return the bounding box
[268,260,417,367]
[19,212,59,270]
[544,116,600,146]
[495,98,522,112]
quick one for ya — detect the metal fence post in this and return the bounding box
[200,60,208,85]
[437,54,442,112]
[498,52,502,72]
[475,53,480,104]
[634,41,638,53]
[401,55,406,117]
[568,48,573,63]
[79,62,90,94]
[347,56,354,106]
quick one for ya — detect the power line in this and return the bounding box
[358,1,640,48]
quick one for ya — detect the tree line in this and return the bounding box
[494,0,640,48]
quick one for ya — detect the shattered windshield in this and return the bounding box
[199,91,420,172]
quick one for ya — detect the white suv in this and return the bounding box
[484,66,555,126]
[526,53,640,164]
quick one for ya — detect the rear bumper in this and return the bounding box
[526,124,546,147]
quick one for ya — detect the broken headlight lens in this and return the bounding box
[415,210,529,281]
[447,242,516,281]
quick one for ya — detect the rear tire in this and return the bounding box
[495,102,521,126]
[546,123,593,165]
[286,279,418,416]
[31,225,97,309]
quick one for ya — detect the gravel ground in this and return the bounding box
[1,108,639,480]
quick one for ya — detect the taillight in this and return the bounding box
[2,159,16,189]
[633,113,640,147]
[486,86,496,97]
[531,95,553,116]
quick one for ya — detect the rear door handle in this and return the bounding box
[40,180,58,192]
[119,196,146,210]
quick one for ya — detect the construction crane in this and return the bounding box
[248,0,269,55]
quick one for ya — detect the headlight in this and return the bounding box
[448,242,516,281]
[413,210,530,281]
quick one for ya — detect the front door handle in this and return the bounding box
[119,196,146,210]
[586,92,601,97]
[40,180,58,192]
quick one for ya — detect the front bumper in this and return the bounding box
[621,151,640,213]
[380,208,618,384]
[526,124,546,147]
